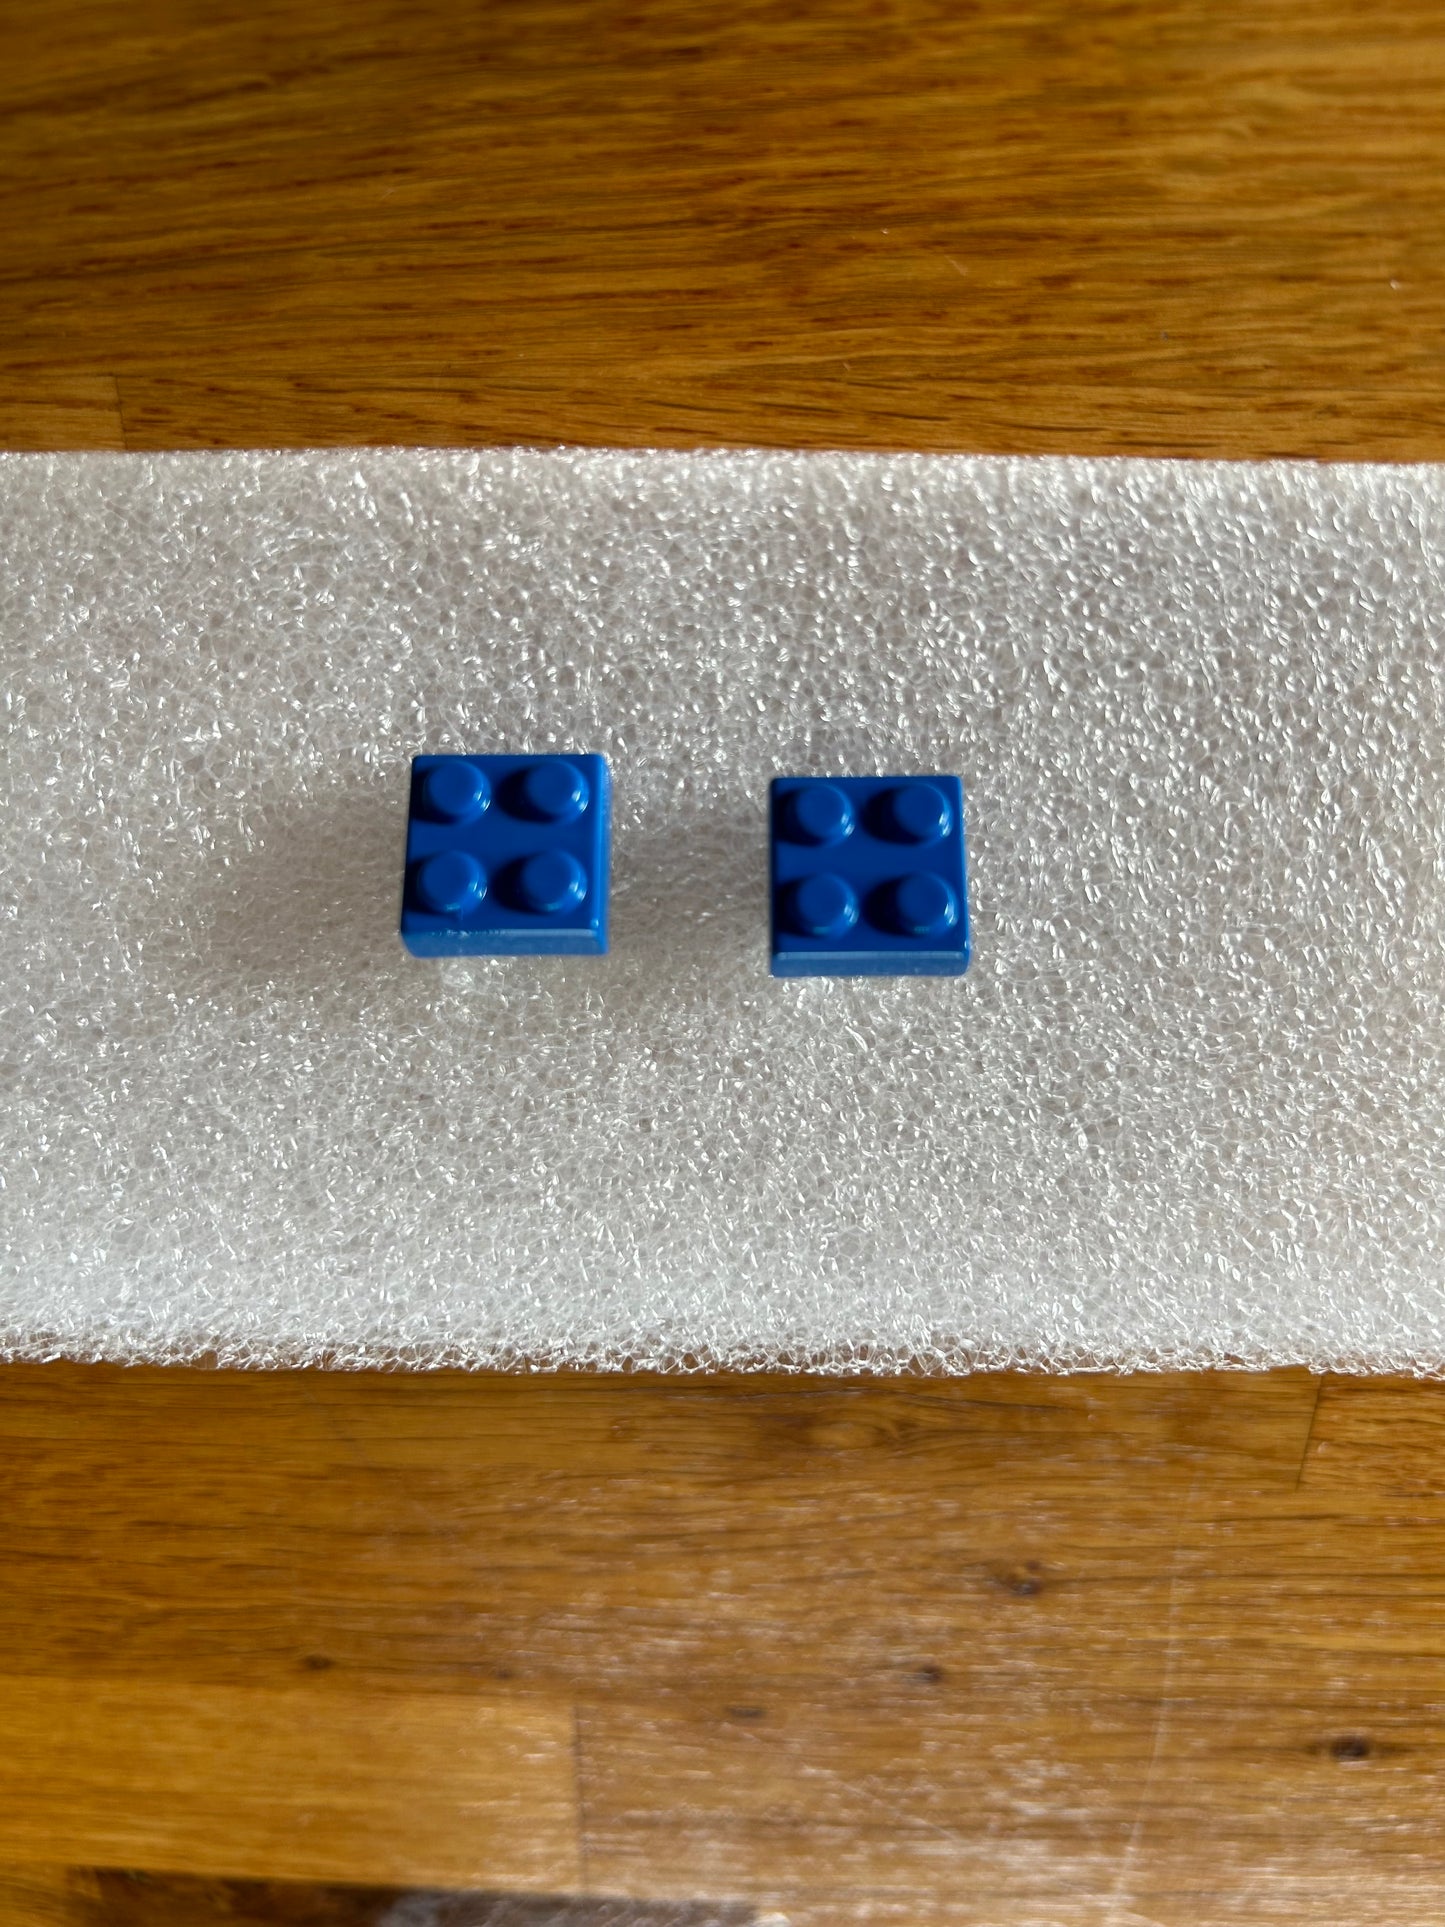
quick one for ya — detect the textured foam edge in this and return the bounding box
[2,1327,1436,1375]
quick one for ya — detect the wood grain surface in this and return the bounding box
[2,1366,1445,1924]
[0,1681,578,1891]
[7,2,1445,1922]
[6,0,1445,455]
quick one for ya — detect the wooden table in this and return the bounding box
[5,4,1445,1923]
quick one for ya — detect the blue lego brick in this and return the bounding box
[401,753,611,957]
[770,774,971,979]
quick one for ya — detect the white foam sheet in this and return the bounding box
[2,449,1443,1370]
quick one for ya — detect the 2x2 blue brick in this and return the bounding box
[401,754,611,956]
[770,775,970,977]
[401,756,969,976]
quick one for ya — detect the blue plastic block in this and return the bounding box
[770,775,971,978]
[401,753,611,957]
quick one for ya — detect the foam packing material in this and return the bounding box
[3,450,1444,1371]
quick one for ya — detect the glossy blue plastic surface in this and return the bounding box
[769,774,971,978]
[401,753,611,957]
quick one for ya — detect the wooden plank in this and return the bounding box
[0,1362,1339,1924]
[1300,1376,1445,1495]
[0,1679,579,1891]
[0,1369,1317,1693]
[2,0,1445,453]
[6,1368,1445,1917]
[0,378,123,451]
[0,1869,93,1927]
[580,1492,1445,1915]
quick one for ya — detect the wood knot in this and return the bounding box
[995,1561,1046,1597]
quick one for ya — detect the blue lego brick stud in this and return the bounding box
[770,774,971,978]
[401,753,611,957]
